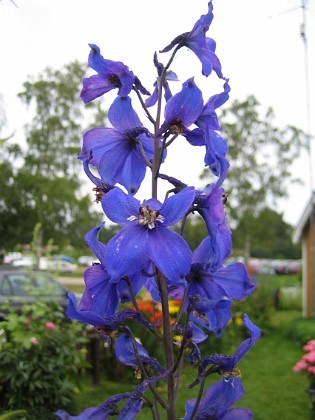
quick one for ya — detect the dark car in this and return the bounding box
[0,270,69,319]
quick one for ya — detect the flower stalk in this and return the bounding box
[55,2,261,419]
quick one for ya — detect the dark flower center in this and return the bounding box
[169,117,184,134]
[127,205,164,229]
[108,74,122,87]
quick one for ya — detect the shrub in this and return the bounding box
[287,317,315,347]
[232,280,273,335]
[0,300,88,418]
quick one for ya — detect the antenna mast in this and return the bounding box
[300,0,313,193]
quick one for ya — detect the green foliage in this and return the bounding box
[287,317,315,347]
[0,301,89,417]
[232,207,301,259]
[232,280,273,335]
[0,61,105,251]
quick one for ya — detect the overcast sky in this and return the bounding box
[0,0,314,227]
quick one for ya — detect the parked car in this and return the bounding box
[0,270,69,319]
[77,255,100,266]
[48,260,78,273]
[11,256,50,270]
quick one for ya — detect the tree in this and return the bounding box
[201,95,307,260]
[232,207,301,259]
[0,62,106,251]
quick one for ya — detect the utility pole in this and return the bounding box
[300,0,315,316]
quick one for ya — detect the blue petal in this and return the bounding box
[148,227,192,282]
[84,222,106,263]
[234,314,261,364]
[160,187,195,226]
[67,292,108,326]
[182,127,205,146]
[114,333,149,367]
[98,141,147,194]
[81,75,113,104]
[105,225,148,281]
[164,78,203,127]
[211,263,255,300]
[202,378,245,417]
[108,96,143,132]
[82,265,119,317]
[223,408,253,419]
[101,187,140,224]
[79,127,123,166]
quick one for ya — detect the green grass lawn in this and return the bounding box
[63,274,313,419]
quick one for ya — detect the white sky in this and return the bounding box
[0,0,314,227]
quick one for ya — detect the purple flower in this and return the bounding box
[160,2,223,78]
[114,331,165,374]
[188,314,261,390]
[118,374,167,419]
[79,96,155,194]
[196,80,231,185]
[195,185,232,268]
[73,223,145,321]
[80,44,135,103]
[182,377,253,420]
[55,393,130,419]
[101,186,195,283]
[158,78,205,146]
[184,236,254,337]
[67,293,155,345]
[145,52,178,108]
[200,314,261,376]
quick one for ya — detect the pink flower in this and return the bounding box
[307,366,315,375]
[303,351,315,364]
[30,337,40,345]
[303,340,315,352]
[293,360,309,372]
[45,322,56,331]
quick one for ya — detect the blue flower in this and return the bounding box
[196,80,231,185]
[80,44,135,103]
[195,185,232,268]
[185,236,254,337]
[160,2,223,78]
[114,331,165,374]
[101,186,195,283]
[188,314,261,390]
[55,393,131,419]
[72,223,145,321]
[145,52,178,108]
[79,96,155,194]
[67,293,154,334]
[118,374,167,419]
[158,78,205,146]
[182,377,253,420]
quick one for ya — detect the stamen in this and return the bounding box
[127,205,165,229]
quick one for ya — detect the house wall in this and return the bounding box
[304,224,315,317]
